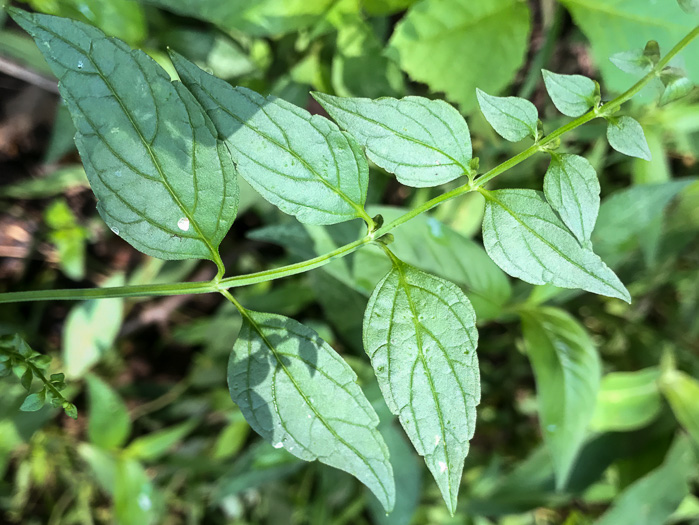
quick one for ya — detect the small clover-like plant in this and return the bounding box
[2,6,697,514]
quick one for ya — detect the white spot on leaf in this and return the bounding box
[273,442,284,449]
[177,217,190,231]
[435,435,441,446]
[110,226,119,235]
[77,60,83,69]
[439,461,447,473]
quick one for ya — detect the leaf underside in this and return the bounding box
[313,93,471,187]
[12,10,239,261]
[363,263,480,514]
[228,310,395,511]
[171,52,369,225]
[481,189,630,302]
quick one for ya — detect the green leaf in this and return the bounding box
[559,0,699,92]
[19,391,46,412]
[481,189,630,302]
[228,310,395,511]
[520,307,600,489]
[590,368,662,432]
[541,69,597,117]
[387,0,530,111]
[11,10,239,263]
[606,116,652,161]
[20,368,33,391]
[171,53,370,226]
[476,89,538,142]
[125,421,197,461]
[543,153,600,245]
[592,178,696,259]
[114,457,157,525]
[63,402,78,420]
[610,48,653,75]
[63,275,124,379]
[313,93,471,187]
[678,0,699,15]
[660,369,699,446]
[86,374,131,450]
[363,262,479,514]
[660,70,694,105]
[331,17,404,99]
[144,0,336,37]
[597,435,696,525]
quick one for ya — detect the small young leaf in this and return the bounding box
[20,368,33,391]
[30,354,52,369]
[171,53,371,225]
[609,48,653,75]
[521,307,601,489]
[20,391,46,412]
[228,311,395,511]
[312,93,471,187]
[363,263,479,514]
[481,189,630,302]
[543,153,600,245]
[63,402,78,420]
[542,70,597,117]
[86,374,132,450]
[606,116,652,161]
[10,10,240,262]
[660,69,694,105]
[476,89,538,142]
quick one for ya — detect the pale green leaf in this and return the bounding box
[363,263,479,514]
[228,311,395,511]
[313,93,471,187]
[364,0,416,15]
[144,0,336,36]
[114,457,157,525]
[387,0,530,111]
[678,0,699,15]
[606,116,652,160]
[520,307,600,489]
[590,368,662,432]
[171,53,370,225]
[597,435,695,525]
[476,89,538,142]
[86,374,131,450]
[19,391,46,412]
[63,275,124,379]
[610,48,653,75]
[542,69,597,117]
[11,10,240,262]
[481,189,630,302]
[125,421,197,461]
[559,0,699,91]
[660,75,694,105]
[660,370,699,446]
[543,153,600,245]
[25,0,147,45]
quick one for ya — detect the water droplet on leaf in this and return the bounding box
[177,217,190,231]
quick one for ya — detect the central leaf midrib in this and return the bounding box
[45,26,220,262]
[244,313,390,505]
[393,265,453,500]
[200,83,367,219]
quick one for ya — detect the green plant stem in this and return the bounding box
[0,24,696,305]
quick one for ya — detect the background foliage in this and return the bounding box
[0,0,698,523]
